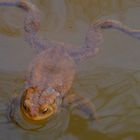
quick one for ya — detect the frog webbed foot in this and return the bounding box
[63,94,98,121]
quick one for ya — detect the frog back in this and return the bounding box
[26,46,76,94]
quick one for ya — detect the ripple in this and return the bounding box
[79,67,140,137]
[6,97,69,134]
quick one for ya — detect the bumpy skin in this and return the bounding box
[22,45,75,121]
[0,0,98,122]
[1,0,140,122]
[27,45,75,93]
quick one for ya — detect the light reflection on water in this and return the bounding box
[0,71,70,140]
[1,0,140,36]
[66,66,140,140]
[0,0,140,140]
[0,67,140,139]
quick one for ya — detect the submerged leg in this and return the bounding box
[0,0,40,34]
[63,93,98,121]
[68,19,140,63]
[0,0,46,53]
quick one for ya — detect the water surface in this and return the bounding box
[0,0,140,140]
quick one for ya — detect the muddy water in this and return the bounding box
[0,0,140,140]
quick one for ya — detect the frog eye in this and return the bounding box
[23,102,29,112]
[22,99,30,111]
[40,104,54,115]
[41,108,49,114]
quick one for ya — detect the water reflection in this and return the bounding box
[0,66,140,139]
[0,0,140,139]
[73,66,140,139]
[0,0,140,36]
[0,70,69,140]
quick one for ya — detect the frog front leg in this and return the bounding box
[63,93,98,121]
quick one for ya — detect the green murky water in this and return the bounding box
[0,0,140,140]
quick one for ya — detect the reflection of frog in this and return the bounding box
[1,0,140,122]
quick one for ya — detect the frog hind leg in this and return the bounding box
[63,94,98,121]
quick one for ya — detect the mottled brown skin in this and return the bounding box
[1,0,140,123]
[21,45,76,121]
